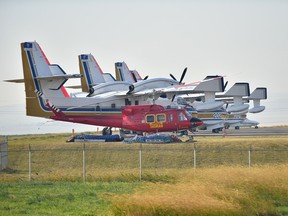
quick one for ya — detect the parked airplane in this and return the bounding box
[12,41,206,134]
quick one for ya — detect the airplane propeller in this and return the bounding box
[170,67,187,84]
[132,72,138,83]
[171,94,176,102]
[179,67,187,84]
[126,85,135,95]
[223,81,228,91]
[87,88,95,97]
[169,74,177,81]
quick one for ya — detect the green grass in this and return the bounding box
[0,181,140,216]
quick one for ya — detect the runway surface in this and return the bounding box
[193,127,288,137]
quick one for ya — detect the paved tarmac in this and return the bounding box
[193,127,288,137]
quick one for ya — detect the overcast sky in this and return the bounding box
[0,0,288,135]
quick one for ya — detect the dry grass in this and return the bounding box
[111,165,288,215]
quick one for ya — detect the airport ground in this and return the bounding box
[193,126,288,136]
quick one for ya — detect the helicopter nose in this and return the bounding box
[190,117,203,128]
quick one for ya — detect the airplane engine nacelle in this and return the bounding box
[195,101,224,112]
[249,106,265,113]
[226,104,249,113]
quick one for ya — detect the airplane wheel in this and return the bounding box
[255,126,259,129]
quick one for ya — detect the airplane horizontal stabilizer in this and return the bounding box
[4,78,24,83]
[224,83,250,97]
[247,88,267,100]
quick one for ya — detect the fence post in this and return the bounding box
[29,144,32,181]
[83,143,86,183]
[248,145,251,168]
[139,143,142,181]
[0,149,2,173]
[194,143,197,170]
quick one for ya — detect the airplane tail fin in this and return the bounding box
[189,76,225,111]
[193,76,225,102]
[223,83,250,113]
[115,62,135,83]
[194,76,225,93]
[224,83,250,97]
[78,54,106,92]
[248,88,267,113]
[21,41,80,118]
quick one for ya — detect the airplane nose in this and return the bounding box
[190,117,203,128]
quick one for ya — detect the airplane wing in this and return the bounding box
[4,78,24,83]
[35,74,82,80]
[123,76,225,97]
[100,82,202,98]
[65,85,82,89]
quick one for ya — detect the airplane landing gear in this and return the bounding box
[180,130,188,136]
[102,127,112,135]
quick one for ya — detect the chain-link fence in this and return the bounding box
[0,136,8,172]
[1,143,288,182]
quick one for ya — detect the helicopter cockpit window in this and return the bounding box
[178,112,188,121]
[185,110,192,120]
[169,114,173,122]
[146,115,155,123]
[156,114,166,122]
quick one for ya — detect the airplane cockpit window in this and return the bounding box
[178,112,188,121]
[156,114,166,122]
[146,115,155,123]
[177,97,189,105]
[125,98,131,105]
[186,106,197,112]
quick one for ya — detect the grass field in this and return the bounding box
[1,133,288,215]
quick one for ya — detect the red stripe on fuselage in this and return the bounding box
[38,44,51,65]
[61,86,70,98]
